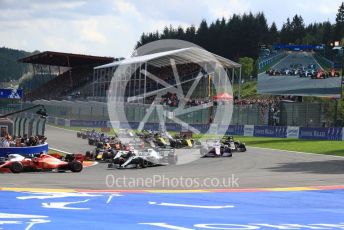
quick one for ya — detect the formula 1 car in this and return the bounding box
[108,148,177,169]
[0,154,83,173]
[77,129,88,138]
[169,135,201,148]
[199,140,232,157]
[221,136,247,152]
[311,70,327,79]
[85,142,116,162]
[328,69,340,77]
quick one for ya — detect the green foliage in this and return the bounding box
[0,47,32,82]
[136,12,271,59]
[137,3,344,61]
[233,81,258,98]
[233,136,344,156]
[238,57,254,79]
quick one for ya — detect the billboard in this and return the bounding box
[0,88,23,99]
[257,52,342,97]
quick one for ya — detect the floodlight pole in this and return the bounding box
[238,66,242,99]
[0,104,46,118]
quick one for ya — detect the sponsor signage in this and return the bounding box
[287,126,299,138]
[299,127,342,140]
[244,125,254,136]
[254,126,287,138]
[70,120,108,127]
[0,88,23,99]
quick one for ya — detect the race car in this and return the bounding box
[311,70,327,79]
[169,134,201,148]
[221,136,247,152]
[0,153,83,173]
[85,142,117,162]
[328,69,340,77]
[77,129,88,138]
[199,140,232,157]
[108,148,177,169]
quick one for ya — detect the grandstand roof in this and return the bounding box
[94,47,241,69]
[19,51,115,67]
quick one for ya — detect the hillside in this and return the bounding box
[0,47,33,82]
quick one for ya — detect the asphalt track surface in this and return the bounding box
[258,52,341,96]
[0,125,343,190]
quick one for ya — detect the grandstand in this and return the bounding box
[93,47,241,102]
[19,51,115,101]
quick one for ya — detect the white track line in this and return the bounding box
[47,125,78,133]
[312,54,324,70]
[249,146,344,159]
[49,147,72,155]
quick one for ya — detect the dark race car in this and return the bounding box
[85,142,117,162]
[221,136,247,152]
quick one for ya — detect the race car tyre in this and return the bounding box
[69,161,83,172]
[10,161,23,173]
[102,151,109,161]
[140,160,149,168]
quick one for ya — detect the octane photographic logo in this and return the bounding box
[107,39,233,165]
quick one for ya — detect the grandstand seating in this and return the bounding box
[25,66,93,101]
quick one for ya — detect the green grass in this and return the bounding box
[314,54,333,71]
[49,124,344,156]
[233,81,258,98]
[233,136,344,156]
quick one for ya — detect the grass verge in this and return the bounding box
[233,136,344,156]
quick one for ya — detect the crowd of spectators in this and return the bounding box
[0,133,47,148]
[160,92,179,107]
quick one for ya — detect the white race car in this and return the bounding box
[108,148,177,169]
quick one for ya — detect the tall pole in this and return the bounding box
[238,66,242,99]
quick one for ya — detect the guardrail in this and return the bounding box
[258,52,286,70]
[46,117,344,141]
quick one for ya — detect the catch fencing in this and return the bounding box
[11,100,340,128]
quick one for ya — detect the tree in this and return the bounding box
[268,22,279,44]
[335,2,344,40]
[238,57,254,79]
[197,20,209,49]
[291,15,305,43]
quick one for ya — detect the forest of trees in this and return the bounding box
[136,2,344,61]
[0,47,33,82]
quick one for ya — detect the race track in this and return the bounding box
[1,125,343,190]
[258,52,341,96]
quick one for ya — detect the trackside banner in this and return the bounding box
[217,125,244,135]
[0,88,23,99]
[254,126,287,138]
[0,143,48,157]
[299,127,342,140]
[65,119,344,141]
[70,120,108,127]
[287,126,299,138]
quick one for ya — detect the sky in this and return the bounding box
[0,0,342,58]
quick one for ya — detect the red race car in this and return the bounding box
[0,153,83,173]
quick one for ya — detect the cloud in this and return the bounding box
[0,0,342,57]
